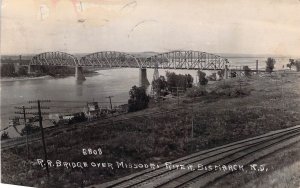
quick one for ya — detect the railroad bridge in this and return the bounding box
[20,51,230,86]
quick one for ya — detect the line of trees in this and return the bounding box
[33,65,75,76]
[0,64,76,77]
[166,71,194,90]
[0,64,28,77]
[152,72,195,95]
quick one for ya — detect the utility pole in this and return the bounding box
[28,99,50,177]
[171,87,184,106]
[15,106,32,160]
[177,87,179,106]
[281,74,285,111]
[191,96,194,139]
[106,96,114,110]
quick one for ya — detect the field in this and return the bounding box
[1,71,300,188]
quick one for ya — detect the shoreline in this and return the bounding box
[0,72,100,82]
[0,75,53,82]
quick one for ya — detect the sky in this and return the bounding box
[1,0,300,56]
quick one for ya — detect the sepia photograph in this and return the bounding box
[0,0,300,187]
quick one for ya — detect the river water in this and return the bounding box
[0,57,290,137]
[0,68,204,137]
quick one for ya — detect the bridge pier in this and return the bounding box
[153,68,159,81]
[139,68,150,87]
[75,66,86,80]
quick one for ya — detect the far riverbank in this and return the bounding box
[0,75,53,82]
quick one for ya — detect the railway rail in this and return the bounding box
[91,125,300,188]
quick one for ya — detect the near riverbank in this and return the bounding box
[1,71,300,188]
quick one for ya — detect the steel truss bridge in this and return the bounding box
[28,51,229,70]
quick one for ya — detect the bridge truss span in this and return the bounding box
[79,51,140,68]
[30,51,78,67]
[141,50,229,70]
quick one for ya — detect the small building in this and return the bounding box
[85,102,100,120]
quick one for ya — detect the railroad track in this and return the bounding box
[91,125,300,188]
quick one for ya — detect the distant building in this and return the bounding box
[86,102,100,120]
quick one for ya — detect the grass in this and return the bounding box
[244,161,300,188]
[1,72,300,187]
[209,137,300,188]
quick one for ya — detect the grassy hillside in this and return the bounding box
[1,71,300,187]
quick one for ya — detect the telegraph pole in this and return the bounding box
[191,96,194,139]
[106,96,114,110]
[22,106,28,158]
[15,106,32,160]
[177,87,179,106]
[28,99,50,176]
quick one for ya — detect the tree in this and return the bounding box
[1,64,15,77]
[128,86,150,112]
[152,76,167,96]
[217,69,225,79]
[243,66,252,77]
[265,57,276,73]
[295,61,300,72]
[197,70,208,85]
[17,66,28,76]
[288,59,300,72]
[186,74,194,88]
[166,72,177,89]
[165,72,194,91]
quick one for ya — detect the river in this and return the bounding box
[0,68,205,137]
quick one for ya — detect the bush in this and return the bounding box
[128,86,149,112]
[21,124,40,136]
[288,59,300,72]
[212,82,251,97]
[197,70,208,85]
[217,82,232,89]
[243,66,252,77]
[266,57,276,73]
[1,131,10,140]
[185,86,207,97]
